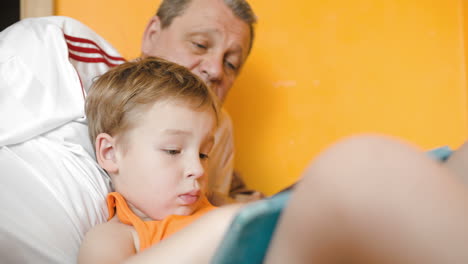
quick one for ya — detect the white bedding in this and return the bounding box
[0,16,119,263]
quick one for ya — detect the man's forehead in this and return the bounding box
[167,0,251,45]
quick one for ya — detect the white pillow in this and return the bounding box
[0,16,121,263]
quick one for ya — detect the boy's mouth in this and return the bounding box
[178,190,200,205]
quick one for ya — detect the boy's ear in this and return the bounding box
[95,133,118,174]
[141,15,162,56]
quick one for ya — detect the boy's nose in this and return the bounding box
[186,157,205,179]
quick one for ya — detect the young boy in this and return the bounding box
[78,57,237,263]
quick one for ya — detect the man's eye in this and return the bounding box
[199,153,209,160]
[164,149,180,155]
[225,61,238,71]
[192,42,207,50]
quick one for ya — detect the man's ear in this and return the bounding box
[95,133,118,174]
[141,16,162,56]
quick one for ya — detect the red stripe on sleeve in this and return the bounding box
[64,34,125,62]
[68,52,121,67]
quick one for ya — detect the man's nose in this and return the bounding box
[199,53,223,85]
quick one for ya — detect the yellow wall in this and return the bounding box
[56,0,468,195]
[464,0,468,106]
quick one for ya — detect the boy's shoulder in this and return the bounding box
[87,218,135,239]
[78,219,136,263]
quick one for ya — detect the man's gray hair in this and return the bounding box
[156,0,257,53]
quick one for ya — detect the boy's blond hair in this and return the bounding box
[85,57,219,149]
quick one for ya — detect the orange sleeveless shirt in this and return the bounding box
[107,192,217,252]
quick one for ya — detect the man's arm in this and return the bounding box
[207,108,264,205]
[229,170,265,202]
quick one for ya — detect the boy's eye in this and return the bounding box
[164,149,181,155]
[199,153,209,160]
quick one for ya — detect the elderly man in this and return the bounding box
[0,0,257,263]
[140,0,260,203]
